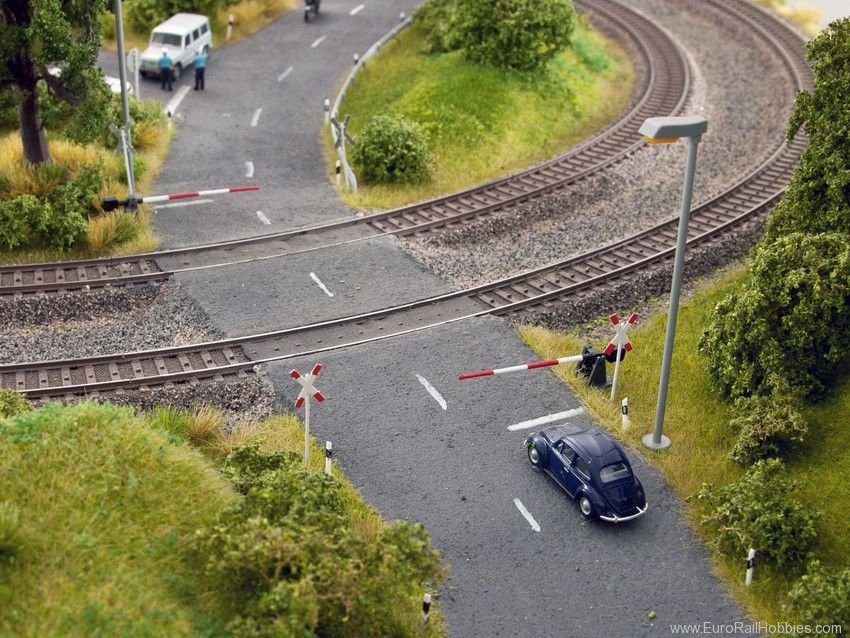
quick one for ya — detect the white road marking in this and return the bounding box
[154,198,213,210]
[350,3,365,15]
[245,161,254,178]
[256,210,271,225]
[277,66,294,82]
[250,108,263,127]
[507,407,584,432]
[310,272,334,297]
[311,35,326,48]
[164,86,191,117]
[514,498,541,532]
[416,374,447,410]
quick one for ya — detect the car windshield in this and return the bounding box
[599,462,631,483]
[151,32,182,47]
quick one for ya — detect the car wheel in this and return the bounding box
[528,444,546,470]
[578,495,593,519]
[173,64,182,81]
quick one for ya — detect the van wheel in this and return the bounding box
[202,46,209,56]
[172,64,182,81]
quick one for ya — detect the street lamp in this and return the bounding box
[638,115,708,450]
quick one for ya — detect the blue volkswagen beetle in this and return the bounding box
[524,427,647,523]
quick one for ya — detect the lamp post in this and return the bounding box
[639,116,708,451]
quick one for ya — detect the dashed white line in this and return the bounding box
[507,407,584,432]
[256,210,271,225]
[164,86,191,117]
[416,374,447,410]
[310,272,334,297]
[245,161,254,178]
[250,108,263,127]
[311,35,327,48]
[277,66,294,82]
[154,198,213,210]
[514,498,541,532]
[349,3,365,15]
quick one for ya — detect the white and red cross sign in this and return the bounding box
[603,312,638,359]
[290,363,325,408]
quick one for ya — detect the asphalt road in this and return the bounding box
[111,1,756,634]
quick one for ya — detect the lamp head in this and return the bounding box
[639,116,708,144]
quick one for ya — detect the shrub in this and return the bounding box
[786,560,850,628]
[118,156,146,186]
[352,114,431,185]
[0,390,31,419]
[693,459,818,569]
[728,395,808,465]
[699,233,850,401]
[414,0,462,54]
[457,0,576,72]
[0,196,37,250]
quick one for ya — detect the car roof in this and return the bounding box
[154,13,208,34]
[544,427,627,467]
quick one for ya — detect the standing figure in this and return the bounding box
[158,48,173,91]
[194,49,207,91]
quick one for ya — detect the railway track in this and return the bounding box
[0,0,689,297]
[1,0,811,399]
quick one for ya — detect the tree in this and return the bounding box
[765,18,850,239]
[457,0,576,72]
[0,0,111,164]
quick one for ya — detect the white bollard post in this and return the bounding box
[353,53,359,65]
[323,98,330,124]
[324,441,333,475]
[621,397,630,430]
[226,14,234,41]
[335,160,341,185]
[400,11,406,21]
[745,548,755,586]
[421,592,432,624]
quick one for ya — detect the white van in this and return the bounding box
[140,13,212,80]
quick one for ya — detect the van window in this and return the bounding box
[184,34,190,47]
[151,32,182,47]
[201,23,208,34]
[193,29,200,40]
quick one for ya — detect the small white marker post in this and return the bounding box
[324,441,333,475]
[290,363,325,467]
[604,312,638,402]
[621,397,630,430]
[745,548,755,586]
[226,14,234,41]
[421,593,432,624]
[353,53,359,65]
[323,98,330,124]
[335,160,341,185]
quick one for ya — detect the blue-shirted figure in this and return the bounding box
[194,50,207,91]
[158,48,173,91]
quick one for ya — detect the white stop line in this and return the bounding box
[513,498,541,532]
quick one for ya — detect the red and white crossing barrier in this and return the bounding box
[458,354,583,380]
[290,363,325,467]
[604,312,638,401]
[141,185,259,204]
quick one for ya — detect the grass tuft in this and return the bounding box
[0,501,25,563]
[185,405,225,446]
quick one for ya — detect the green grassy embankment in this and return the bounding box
[328,16,634,210]
[519,264,850,623]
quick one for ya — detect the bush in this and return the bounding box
[0,390,31,419]
[414,0,462,54]
[728,395,808,465]
[197,443,444,637]
[699,233,850,401]
[693,459,818,569]
[352,114,431,185]
[0,196,37,250]
[786,560,850,628]
[126,0,222,33]
[457,0,576,72]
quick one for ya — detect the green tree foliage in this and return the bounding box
[786,560,850,628]
[699,233,850,400]
[765,18,850,239]
[456,0,576,72]
[0,0,113,163]
[693,459,818,569]
[727,395,807,465]
[196,443,444,637]
[352,114,431,185]
[413,0,462,54]
[125,0,220,34]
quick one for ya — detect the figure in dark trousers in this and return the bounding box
[158,48,173,91]
[194,50,207,90]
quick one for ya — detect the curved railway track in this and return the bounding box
[1,0,811,399]
[0,0,689,297]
